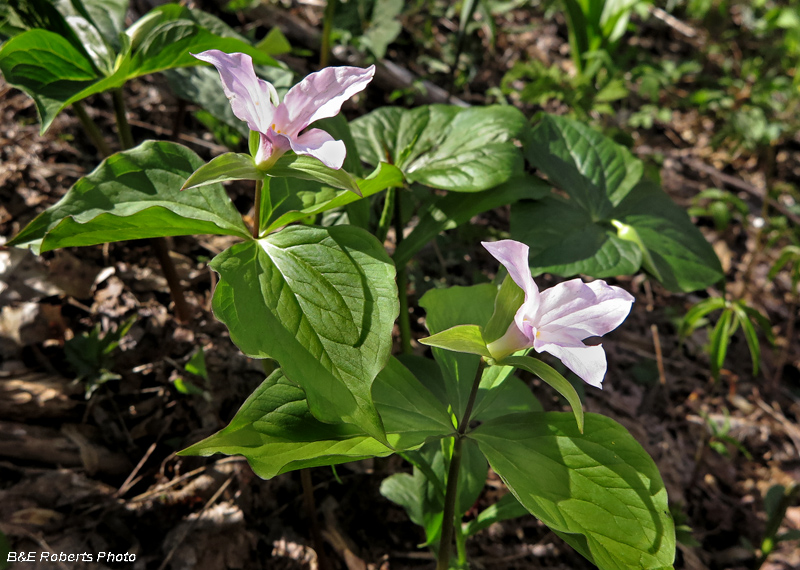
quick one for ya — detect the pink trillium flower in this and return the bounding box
[482,240,634,388]
[193,50,375,170]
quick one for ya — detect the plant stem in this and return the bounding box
[300,468,332,570]
[171,98,187,142]
[376,187,396,244]
[150,236,192,323]
[111,88,135,150]
[436,361,485,570]
[449,0,479,95]
[458,361,484,435]
[111,86,190,323]
[253,179,263,239]
[320,0,338,68]
[455,523,468,567]
[394,188,412,354]
[72,102,112,158]
[437,435,464,570]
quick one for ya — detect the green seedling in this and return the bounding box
[173,347,211,400]
[680,297,773,381]
[688,188,750,232]
[64,316,135,398]
[699,408,753,460]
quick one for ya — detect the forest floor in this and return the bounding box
[1,2,799,569]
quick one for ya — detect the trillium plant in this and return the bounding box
[4,4,726,563]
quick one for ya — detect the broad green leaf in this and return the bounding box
[464,492,530,537]
[419,284,497,420]
[268,154,361,195]
[386,437,487,547]
[381,461,444,546]
[181,359,454,478]
[256,26,292,55]
[64,15,115,74]
[127,5,278,75]
[6,0,86,46]
[181,152,262,190]
[0,29,99,129]
[512,198,642,278]
[499,355,584,432]
[419,324,491,358]
[380,471,433,533]
[514,124,722,291]
[372,357,456,441]
[8,141,250,253]
[210,226,398,442]
[396,353,448,409]
[0,7,279,133]
[612,181,724,292]
[263,163,403,234]
[455,438,489,515]
[472,374,542,422]
[483,274,525,344]
[70,0,128,51]
[521,115,721,291]
[611,219,662,281]
[525,114,643,219]
[469,412,676,570]
[393,174,550,267]
[352,105,526,192]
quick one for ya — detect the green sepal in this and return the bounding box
[248,130,260,157]
[498,355,584,432]
[267,154,361,196]
[483,275,524,344]
[262,162,403,234]
[181,152,263,190]
[418,324,491,358]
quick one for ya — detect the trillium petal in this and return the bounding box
[537,278,634,339]
[482,240,539,309]
[536,341,608,388]
[482,240,540,340]
[273,65,376,136]
[289,128,347,169]
[192,50,276,133]
[255,133,275,165]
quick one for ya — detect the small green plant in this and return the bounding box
[561,0,650,77]
[332,0,404,60]
[502,57,628,118]
[680,297,772,380]
[64,316,136,397]
[173,346,211,400]
[756,484,800,569]
[688,188,750,232]
[669,503,701,547]
[769,245,800,290]
[699,408,753,460]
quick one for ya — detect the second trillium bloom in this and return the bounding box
[193,50,375,169]
[483,240,634,388]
